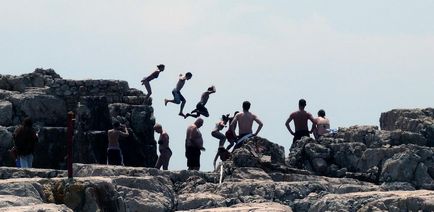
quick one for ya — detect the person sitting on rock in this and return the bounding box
[313,109,330,140]
[141,64,165,100]
[185,118,205,171]
[213,147,231,170]
[229,101,263,150]
[164,72,192,118]
[185,85,216,118]
[154,123,172,170]
[285,99,315,148]
[107,121,129,166]
[13,117,38,168]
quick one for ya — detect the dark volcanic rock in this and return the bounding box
[0,69,157,169]
[33,127,67,169]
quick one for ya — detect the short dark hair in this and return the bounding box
[186,72,192,78]
[222,114,230,123]
[113,121,120,128]
[318,109,326,117]
[157,64,165,71]
[23,117,33,127]
[242,101,251,111]
[299,99,306,107]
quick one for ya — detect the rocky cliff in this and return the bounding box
[0,69,157,169]
[1,70,434,211]
[0,132,433,211]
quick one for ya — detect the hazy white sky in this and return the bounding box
[1,1,434,171]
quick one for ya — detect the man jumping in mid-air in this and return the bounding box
[164,72,192,118]
[185,85,216,118]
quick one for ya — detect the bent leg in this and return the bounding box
[155,156,163,169]
[144,81,152,98]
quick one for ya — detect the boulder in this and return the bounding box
[7,91,67,126]
[185,202,293,212]
[75,96,111,131]
[388,130,428,146]
[113,176,175,212]
[307,190,434,212]
[0,203,73,212]
[0,179,45,201]
[0,127,13,166]
[304,143,330,159]
[0,101,13,126]
[330,142,366,172]
[232,136,285,170]
[379,147,434,185]
[177,192,226,210]
[33,127,67,169]
[0,195,42,208]
[311,158,328,174]
[0,167,65,179]
[380,108,434,133]
[333,125,384,148]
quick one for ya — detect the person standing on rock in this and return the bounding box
[154,124,172,170]
[185,118,205,170]
[164,72,193,118]
[229,101,263,150]
[313,109,330,140]
[141,64,165,100]
[285,99,316,148]
[107,121,129,166]
[13,117,38,168]
[185,85,216,118]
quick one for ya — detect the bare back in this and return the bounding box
[290,110,314,132]
[107,128,129,149]
[235,112,256,135]
[315,117,330,135]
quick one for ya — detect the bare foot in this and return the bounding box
[164,99,168,106]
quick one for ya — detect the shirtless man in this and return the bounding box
[154,123,172,170]
[285,99,315,148]
[141,64,165,100]
[313,109,330,140]
[230,101,263,149]
[164,72,192,117]
[185,118,205,170]
[107,122,129,165]
[185,86,216,118]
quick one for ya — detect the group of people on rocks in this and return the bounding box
[10,64,330,171]
[109,64,330,171]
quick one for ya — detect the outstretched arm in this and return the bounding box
[308,115,316,133]
[119,125,130,137]
[229,114,239,133]
[285,117,295,135]
[253,115,263,136]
